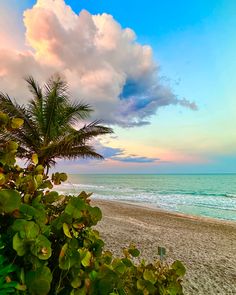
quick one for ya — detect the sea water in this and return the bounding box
[56,174,236,221]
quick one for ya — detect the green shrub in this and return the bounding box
[0,236,24,294]
[0,113,185,294]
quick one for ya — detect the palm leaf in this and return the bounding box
[43,76,69,143]
[26,76,45,136]
[0,93,41,146]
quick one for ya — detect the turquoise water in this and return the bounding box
[57,174,236,221]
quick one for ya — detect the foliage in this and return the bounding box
[0,237,24,294]
[0,76,113,172]
[0,113,185,294]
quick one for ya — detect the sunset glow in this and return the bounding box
[0,0,235,173]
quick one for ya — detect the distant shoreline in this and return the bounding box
[94,198,236,225]
[93,199,236,295]
[67,173,236,175]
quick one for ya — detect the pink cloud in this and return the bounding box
[0,0,196,127]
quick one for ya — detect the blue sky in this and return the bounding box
[0,0,235,173]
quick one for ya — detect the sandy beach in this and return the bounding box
[93,199,236,295]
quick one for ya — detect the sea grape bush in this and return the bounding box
[0,112,186,294]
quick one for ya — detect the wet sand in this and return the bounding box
[93,199,236,295]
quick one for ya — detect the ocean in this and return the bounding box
[56,174,236,221]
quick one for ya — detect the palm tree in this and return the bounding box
[0,75,113,173]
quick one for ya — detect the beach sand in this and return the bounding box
[93,199,236,295]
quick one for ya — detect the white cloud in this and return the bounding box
[0,0,197,126]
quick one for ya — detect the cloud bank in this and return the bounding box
[57,142,159,165]
[96,143,159,163]
[0,0,197,127]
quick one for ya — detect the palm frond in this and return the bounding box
[25,76,43,100]
[76,120,113,141]
[60,145,104,160]
[0,93,41,146]
[26,76,45,135]
[45,144,103,167]
[59,102,93,125]
[43,76,70,143]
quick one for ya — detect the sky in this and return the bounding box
[0,0,235,173]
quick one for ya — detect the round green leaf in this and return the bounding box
[60,173,67,182]
[79,249,92,267]
[7,141,18,151]
[11,118,24,129]
[44,191,59,204]
[0,112,9,126]
[19,204,37,219]
[13,233,26,256]
[71,277,82,289]
[35,165,44,174]
[63,223,72,238]
[32,153,38,165]
[113,260,126,274]
[25,266,52,295]
[59,242,80,270]
[65,198,85,219]
[12,220,40,239]
[128,247,140,258]
[90,206,102,224]
[0,173,6,185]
[172,260,186,277]
[143,269,157,284]
[0,189,21,213]
[30,235,52,260]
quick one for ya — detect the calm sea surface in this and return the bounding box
[57,174,236,221]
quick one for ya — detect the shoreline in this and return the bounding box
[92,199,236,295]
[94,197,236,225]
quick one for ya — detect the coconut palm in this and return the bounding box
[0,75,113,172]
